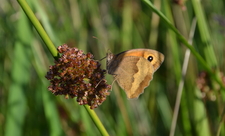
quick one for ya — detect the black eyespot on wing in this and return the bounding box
[147,56,153,62]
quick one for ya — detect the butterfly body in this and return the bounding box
[107,49,164,99]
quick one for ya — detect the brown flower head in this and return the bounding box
[45,44,111,109]
[196,71,225,101]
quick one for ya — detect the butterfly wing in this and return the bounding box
[109,56,154,99]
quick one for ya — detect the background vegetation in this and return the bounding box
[1,0,225,135]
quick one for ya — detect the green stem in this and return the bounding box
[17,0,109,135]
[84,105,109,136]
[17,0,59,59]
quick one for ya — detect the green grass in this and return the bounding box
[1,0,225,135]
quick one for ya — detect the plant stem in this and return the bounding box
[84,105,109,136]
[17,0,109,135]
[17,0,59,59]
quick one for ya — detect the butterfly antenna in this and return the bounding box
[92,36,109,56]
[99,56,107,61]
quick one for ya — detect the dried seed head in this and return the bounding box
[196,71,225,101]
[46,44,111,109]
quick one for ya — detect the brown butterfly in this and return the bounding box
[107,49,164,99]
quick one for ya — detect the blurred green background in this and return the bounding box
[1,0,225,135]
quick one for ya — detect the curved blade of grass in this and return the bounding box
[142,0,225,92]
